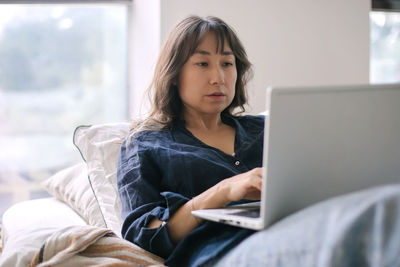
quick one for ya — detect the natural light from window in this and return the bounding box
[370,11,400,83]
[0,4,129,216]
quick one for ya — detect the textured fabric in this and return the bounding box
[29,225,165,267]
[213,184,400,267]
[117,114,265,266]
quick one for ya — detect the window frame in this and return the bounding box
[372,0,400,12]
[0,0,131,3]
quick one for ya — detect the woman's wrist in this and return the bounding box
[190,198,204,225]
[214,180,232,206]
[194,181,231,210]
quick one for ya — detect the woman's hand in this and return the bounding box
[217,167,263,203]
[151,167,263,244]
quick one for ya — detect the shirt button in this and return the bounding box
[235,161,240,166]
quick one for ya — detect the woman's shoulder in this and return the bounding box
[135,128,174,143]
[131,128,170,141]
[122,128,173,151]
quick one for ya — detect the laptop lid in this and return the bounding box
[261,83,400,228]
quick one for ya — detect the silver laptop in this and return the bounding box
[192,83,400,230]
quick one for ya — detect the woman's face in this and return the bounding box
[178,32,237,118]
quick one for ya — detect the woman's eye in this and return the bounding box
[197,62,208,67]
[223,62,233,67]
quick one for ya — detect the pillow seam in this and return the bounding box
[87,173,108,228]
[73,124,108,229]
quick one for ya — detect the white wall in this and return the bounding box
[130,0,370,117]
[129,0,161,119]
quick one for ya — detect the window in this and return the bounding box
[0,4,129,217]
[370,2,400,83]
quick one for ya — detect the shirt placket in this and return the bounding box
[231,153,250,172]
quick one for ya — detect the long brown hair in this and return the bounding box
[134,15,252,133]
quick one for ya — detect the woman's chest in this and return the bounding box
[156,133,263,196]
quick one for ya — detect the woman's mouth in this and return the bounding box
[206,92,226,101]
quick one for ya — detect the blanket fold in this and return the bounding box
[30,225,165,267]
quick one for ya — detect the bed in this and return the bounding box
[2,121,400,267]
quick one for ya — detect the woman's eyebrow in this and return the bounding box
[194,50,234,56]
[221,51,234,56]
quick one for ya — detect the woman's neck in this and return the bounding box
[183,111,235,155]
[183,111,224,131]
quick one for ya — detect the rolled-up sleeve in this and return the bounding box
[117,137,189,258]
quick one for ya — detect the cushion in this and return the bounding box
[41,163,105,228]
[0,198,87,267]
[73,122,130,237]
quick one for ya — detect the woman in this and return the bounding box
[117,15,264,266]
[118,15,400,267]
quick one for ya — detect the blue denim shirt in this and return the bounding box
[117,114,264,266]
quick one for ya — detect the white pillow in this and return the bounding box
[73,122,130,237]
[0,198,87,267]
[41,163,105,228]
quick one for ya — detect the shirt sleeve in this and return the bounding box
[117,135,188,258]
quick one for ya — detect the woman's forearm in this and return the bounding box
[149,182,230,244]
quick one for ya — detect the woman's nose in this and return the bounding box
[209,66,224,85]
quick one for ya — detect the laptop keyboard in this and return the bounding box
[232,209,260,218]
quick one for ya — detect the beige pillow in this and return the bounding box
[73,122,130,237]
[41,163,105,228]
